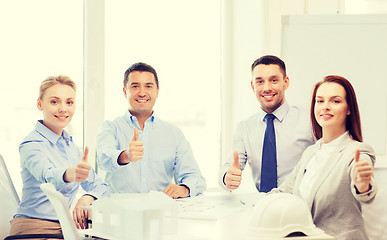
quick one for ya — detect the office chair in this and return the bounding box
[362,168,387,240]
[40,183,102,240]
[0,154,21,239]
[40,183,83,240]
[0,154,20,205]
[1,154,63,240]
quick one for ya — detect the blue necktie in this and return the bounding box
[260,113,277,192]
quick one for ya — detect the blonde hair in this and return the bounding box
[39,75,76,99]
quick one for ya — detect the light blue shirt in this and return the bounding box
[96,111,206,196]
[15,120,109,221]
[219,102,315,191]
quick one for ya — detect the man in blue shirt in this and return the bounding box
[219,55,315,192]
[96,62,206,198]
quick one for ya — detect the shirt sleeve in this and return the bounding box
[218,121,248,191]
[19,140,68,190]
[96,120,126,172]
[173,130,206,197]
[81,168,110,199]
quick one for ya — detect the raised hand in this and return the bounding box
[352,149,373,193]
[126,127,144,162]
[64,147,91,182]
[118,127,144,165]
[224,151,242,190]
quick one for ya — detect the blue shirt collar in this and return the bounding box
[258,101,289,123]
[35,120,72,145]
[125,110,155,128]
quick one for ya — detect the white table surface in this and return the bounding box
[166,203,334,240]
[84,190,334,240]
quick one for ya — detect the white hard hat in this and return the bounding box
[246,193,324,239]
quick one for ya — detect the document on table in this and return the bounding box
[175,193,262,220]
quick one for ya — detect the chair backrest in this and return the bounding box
[0,154,20,239]
[362,167,387,240]
[40,183,81,240]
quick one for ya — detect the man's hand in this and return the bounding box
[119,128,144,165]
[72,195,94,229]
[224,151,242,190]
[64,147,91,182]
[352,149,373,193]
[163,184,190,199]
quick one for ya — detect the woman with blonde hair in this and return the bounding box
[9,75,108,237]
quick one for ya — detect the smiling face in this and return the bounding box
[251,64,289,113]
[124,71,159,119]
[314,82,350,137]
[37,83,76,136]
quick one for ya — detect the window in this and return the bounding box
[345,0,387,13]
[104,0,222,187]
[0,0,83,192]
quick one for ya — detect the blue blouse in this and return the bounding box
[15,120,109,221]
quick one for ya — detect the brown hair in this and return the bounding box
[39,75,76,99]
[310,75,362,142]
[251,55,287,77]
[123,62,159,88]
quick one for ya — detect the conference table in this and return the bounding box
[83,189,334,240]
[169,191,333,240]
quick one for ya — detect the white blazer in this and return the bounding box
[273,134,376,240]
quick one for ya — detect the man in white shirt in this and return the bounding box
[219,55,314,192]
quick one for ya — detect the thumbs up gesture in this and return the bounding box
[351,149,373,193]
[224,151,242,190]
[64,147,92,183]
[124,127,144,163]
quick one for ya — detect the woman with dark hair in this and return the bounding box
[271,75,376,239]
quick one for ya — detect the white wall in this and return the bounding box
[226,0,387,168]
[226,0,339,132]
[221,0,264,165]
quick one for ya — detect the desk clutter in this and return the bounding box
[87,192,335,240]
[244,193,333,240]
[176,193,251,220]
[86,192,257,239]
[90,192,178,240]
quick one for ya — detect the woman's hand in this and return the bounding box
[64,147,91,182]
[73,195,94,229]
[351,149,373,193]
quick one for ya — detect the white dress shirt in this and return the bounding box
[219,102,315,191]
[298,132,349,205]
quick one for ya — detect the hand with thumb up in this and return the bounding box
[351,149,373,193]
[224,151,242,190]
[64,147,92,182]
[118,127,144,165]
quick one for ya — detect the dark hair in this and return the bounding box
[251,55,286,77]
[123,62,159,88]
[310,75,362,142]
